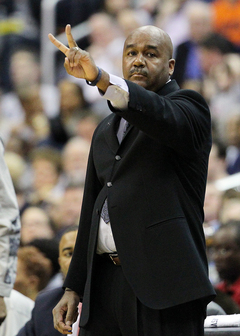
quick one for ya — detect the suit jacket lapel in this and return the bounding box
[103,114,121,153]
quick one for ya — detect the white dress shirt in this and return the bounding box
[96,74,129,254]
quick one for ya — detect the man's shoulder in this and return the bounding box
[35,287,64,306]
[168,85,209,108]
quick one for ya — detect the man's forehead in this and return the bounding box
[124,34,162,50]
[124,27,168,49]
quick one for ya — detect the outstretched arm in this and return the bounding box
[48,24,110,93]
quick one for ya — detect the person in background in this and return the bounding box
[27,238,62,291]
[14,246,52,301]
[212,221,240,310]
[0,290,34,336]
[49,24,215,336]
[49,183,83,237]
[27,147,63,210]
[211,0,240,52]
[0,139,21,325]
[20,206,55,245]
[172,1,213,88]
[16,226,79,336]
[47,79,89,150]
[218,189,240,224]
[225,113,240,175]
[61,136,90,186]
[207,139,228,182]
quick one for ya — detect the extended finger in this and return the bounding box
[48,33,69,56]
[65,24,78,48]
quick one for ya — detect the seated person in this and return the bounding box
[16,226,79,336]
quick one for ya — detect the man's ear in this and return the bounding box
[29,274,40,291]
[169,59,175,76]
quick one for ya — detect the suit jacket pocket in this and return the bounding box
[146,216,185,230]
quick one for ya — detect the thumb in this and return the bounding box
[65,320,72,333]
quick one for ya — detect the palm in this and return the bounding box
[48,24,97,80]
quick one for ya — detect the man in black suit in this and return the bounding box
[16,226,79,336]
[49,24,216,336]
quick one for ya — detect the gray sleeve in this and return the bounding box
[0,139,20,297]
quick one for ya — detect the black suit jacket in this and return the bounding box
[17,288,64,336]
[64,79,216,326]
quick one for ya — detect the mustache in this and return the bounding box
[129,68,147,76]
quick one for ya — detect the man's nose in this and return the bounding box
[133,53,145,66]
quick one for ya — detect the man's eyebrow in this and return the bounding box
[125,43,135,49]
[125,44,158,50]
[146,45,158,50]
[62,247,72,253]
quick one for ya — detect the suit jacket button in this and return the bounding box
[107,182,112,187]
[115,155,121,161]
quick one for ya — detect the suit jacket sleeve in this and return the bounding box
[110,80,211,158]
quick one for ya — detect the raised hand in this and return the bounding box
[48,24,99,81]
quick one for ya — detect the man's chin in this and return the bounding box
[130,77,148,88]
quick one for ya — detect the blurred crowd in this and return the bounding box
[0,0,240,331]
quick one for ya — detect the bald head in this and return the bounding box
[122,25,175,92]
[124,25,173,59]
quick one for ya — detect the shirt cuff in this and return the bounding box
[102,74,129,109]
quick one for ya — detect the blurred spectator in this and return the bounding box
[0,48,59,145]
[16,226,79,336]
[198,32,236,77]
[155,0,190,50]
[9,84,50,150]
[27,147,63,209]
[137,0,160,20]
[207,139,228,182]
[219,189,240,224]
[20,206,55,246]
[203,182,223,284]
[47,79,90,149]
[61,136,90,186]
[172,1,213,88]
[225,113,240,174]
[117,7,151,39]
[27,238,62,291]
[212,221,240,309]
[211,0,240,51]
[207,54,240,141]
[102,0,131,17]
[1,46,59,104]
[14,246,52,301]
[197,32,237,104]
[204,182,223,233]
[49,183,83,236]
[80,12,124,112]
[117,8,144,38]
[0,290,34,336]
[75,111,101,143]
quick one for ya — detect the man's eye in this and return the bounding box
[128,51,136,56]
[64,252,73,257]
[146,52,156,58]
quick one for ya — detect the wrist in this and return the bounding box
[86,67,102,86]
